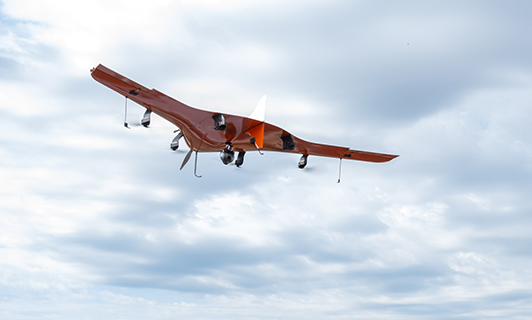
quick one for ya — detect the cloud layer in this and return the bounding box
[1,0,532,319]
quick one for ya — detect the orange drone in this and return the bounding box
[91,64,398,181]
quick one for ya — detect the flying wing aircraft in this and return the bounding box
[91,64,398,180]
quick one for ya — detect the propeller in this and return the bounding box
[180,149,193,170]
[179,148,202,178]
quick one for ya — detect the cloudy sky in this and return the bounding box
[2,0,532,319]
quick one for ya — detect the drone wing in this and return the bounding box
[91,64,398,165]
[255,122,398,162]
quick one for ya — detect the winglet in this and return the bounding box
[249,95,267,122]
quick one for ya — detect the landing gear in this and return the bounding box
[298,154,308,169]
[235,151,246,167]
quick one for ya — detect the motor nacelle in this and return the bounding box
[281,134,296,150]
[141,109,152,127]
[220,148,235,165]
[171,131,183,150]
[235,151,245,167]
[298,154,308,169]
[212,114,227,131]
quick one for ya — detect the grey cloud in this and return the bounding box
[177,0,532,127]
[0,57,21,79]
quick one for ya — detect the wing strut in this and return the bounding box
[194,151,202,178]
[124,97,130,129]
[337,158,342,184]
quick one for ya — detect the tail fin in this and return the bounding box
[249,95,267,122]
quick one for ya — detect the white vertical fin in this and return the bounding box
[249,95,267,122]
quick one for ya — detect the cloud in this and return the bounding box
[1,0,532,319]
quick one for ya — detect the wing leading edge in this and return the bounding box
[91,64,398,166]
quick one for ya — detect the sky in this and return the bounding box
[1,0,532,319]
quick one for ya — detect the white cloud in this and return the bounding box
[2,0,532,319]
